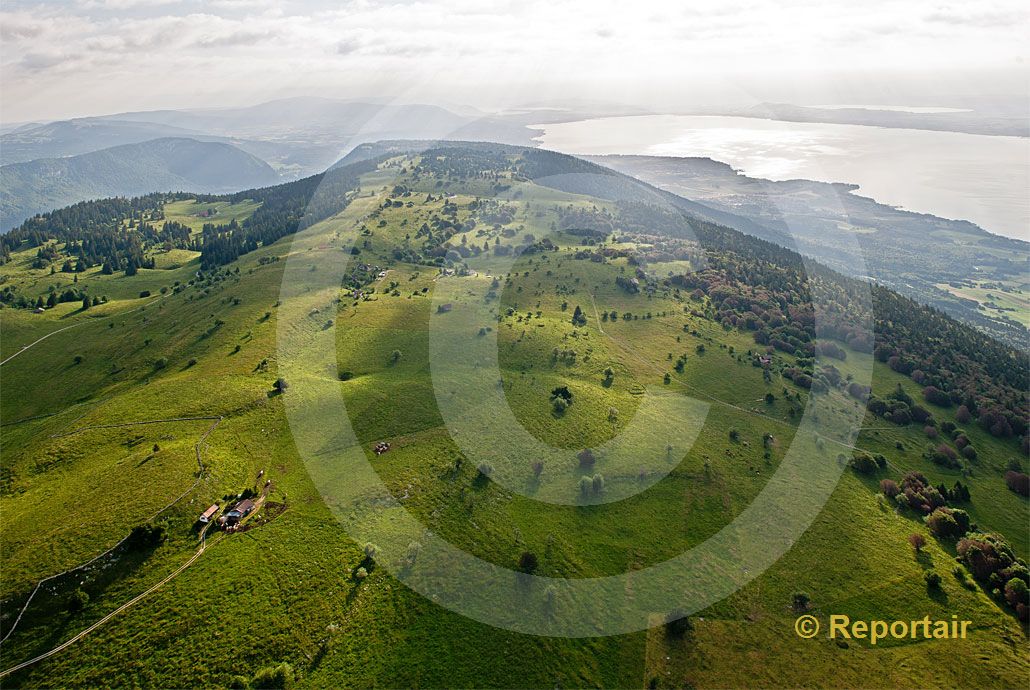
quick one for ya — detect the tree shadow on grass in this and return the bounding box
[927,584,949,606]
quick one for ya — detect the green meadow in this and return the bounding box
[0,153,1026,688]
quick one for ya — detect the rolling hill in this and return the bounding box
[0,143,1026,688]
[0,118,224,165]
[0,138,279,231]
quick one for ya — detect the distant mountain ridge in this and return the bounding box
[739,102,1029,137]
[1,98,539,178]
[0,119,214,164]
[0,138,279,231]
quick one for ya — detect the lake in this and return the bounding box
[531,115,1029,241]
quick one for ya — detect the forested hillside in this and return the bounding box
[0,138,279,231]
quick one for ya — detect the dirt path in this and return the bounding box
[0,295,164,368]
[0,323,82,367]
[588,292,606,336]
[0,415,221,646]
[0,484,286,679]
[0,534,223,680]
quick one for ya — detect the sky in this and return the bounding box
[1,0,1028,123]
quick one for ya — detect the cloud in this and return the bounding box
[19,52,73,71]
[924,6,1028,28]
[336,38,364,55]
[2,0,1027,122]
[77,0,185,9]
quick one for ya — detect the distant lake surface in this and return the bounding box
[531,115,1030,241]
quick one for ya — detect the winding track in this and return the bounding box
[0,534,223,680]
[0,294,163,368]
[0,416,221,648]
[0,322,82,366]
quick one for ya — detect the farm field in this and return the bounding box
[936,280,1030,329]
[0,146,1027,688]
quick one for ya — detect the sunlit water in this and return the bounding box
[531,115,1029,241]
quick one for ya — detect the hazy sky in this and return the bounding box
[1,0,1028,122]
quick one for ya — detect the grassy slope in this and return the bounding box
[1,159,1026,688]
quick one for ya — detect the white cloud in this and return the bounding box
[77,0,185,9]
[1,0,1027,122]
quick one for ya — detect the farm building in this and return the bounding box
[221,498,257,530]
[198,504,219,523]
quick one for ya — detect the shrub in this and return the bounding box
[880,479,900,498]
[925,507,970,540]
[1005,578,1029,608]
[927,443,960,469]
[551,385,573,402]
[957,533,1019,584]
[363,542,379,561]
[355,566,368,580]
[728,428,740,442]
[477,462,493,478]
[922,386,952,407]
[591,473,605,495]
[579,476,593,496]
[404,541,422,567]
[955,405,972,423]
[908,533,926,552]
[924,571,942,589]
[532,461,544,477]
[947,481,971,503]
[251,663,294,690]
[577,448,595,468]
[791,591,811,611]
[153,357,168,370]
[850,452,879,475]
[518,551,539,573]
[1004,471,1029,497]
[272,377,289,394]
